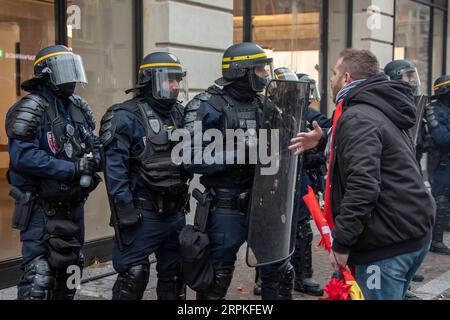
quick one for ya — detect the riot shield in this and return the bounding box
[246,79,310,267]
[412,95,429,146]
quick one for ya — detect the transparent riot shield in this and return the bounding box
[246,79,310,267]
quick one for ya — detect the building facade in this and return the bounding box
[0,0,448,288]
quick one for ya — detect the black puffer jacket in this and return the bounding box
[330,74,435,265]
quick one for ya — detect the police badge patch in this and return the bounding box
[47,132,57,154]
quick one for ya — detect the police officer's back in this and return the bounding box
[100,52,191,300]
[5,45,100,300]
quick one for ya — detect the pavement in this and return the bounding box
[1,227,448,301]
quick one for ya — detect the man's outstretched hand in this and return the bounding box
[288,121,323,156]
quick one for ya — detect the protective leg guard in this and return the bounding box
[431,196,450,255]
[53,253,85,300]
[17,256,55,300]
[292,221,324,296]
[261,261,295,301]
[112,264,150,300]
[196,266,235,300]
[156,264,186,300]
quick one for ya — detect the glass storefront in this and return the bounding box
[395,0,431,94]
[67,0,134,242]
[0,0,56,262]
[0,0,134,263]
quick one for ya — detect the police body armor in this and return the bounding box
[101,97,190,216]
[425,101,450,175]
[7,92,97,269]
[185,85,263,188]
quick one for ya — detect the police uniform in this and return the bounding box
[425,76,450,255]
[6,45,101,300]
[183,43,298,300]
[100,52,191,300]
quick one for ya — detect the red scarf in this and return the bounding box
[323,100,344,230]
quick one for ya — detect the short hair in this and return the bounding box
[338,49,380,80]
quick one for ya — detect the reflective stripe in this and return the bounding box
[222,64,231,69]
[34,51,74,66]
[434,80,450,91]
[222,52,267,63]
[140,63,181,69]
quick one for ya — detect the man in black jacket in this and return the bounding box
[290,49,435,300]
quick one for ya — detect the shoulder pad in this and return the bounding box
[7,94,48,141]
[99,109,117,146]
[206,85,224,97]
[99,99,141,146]
[172,103,185,123]
[71,94,96,130]
[425,107,440,129]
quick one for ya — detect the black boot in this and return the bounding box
[112,264,150,300]
[253,268,262,296]
[431,196,450,256]
[197,266,234,300]
[260,261,294,300]
[412,274,425,283]
[292,221,324,296]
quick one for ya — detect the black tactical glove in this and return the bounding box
[75,157,97,178]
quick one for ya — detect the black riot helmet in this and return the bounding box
[433,75,450,98]
[274,67,299,81]
[21,45,87,93]
[297,73,321,103]
[216,42,274,92]
[384,60,421,95]
[128,52,188,102]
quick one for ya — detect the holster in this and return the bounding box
[10,188,35,231]
[193,189,213,233]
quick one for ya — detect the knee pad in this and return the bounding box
[157,264,186,301]
[197,266,235,300]
[18,256,55,300]
[112,263,150,300]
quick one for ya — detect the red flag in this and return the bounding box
[303,186,332,252]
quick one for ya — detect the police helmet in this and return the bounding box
[384,60,421,95]
[297,73,321,103]
[274,67,299,81]
[21,45,87,91]
[216,42,274,92]
[127,52,188,101]
[433,75,450,97]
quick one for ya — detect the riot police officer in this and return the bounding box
[183,42,296,300]
[6,45,101,300]
[425,75,450,255]
[384,60,422,96]
[100,52,191,300]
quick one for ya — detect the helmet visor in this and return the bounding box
[46,54,87,86]
[309,81,321,102]
[400,67,421,95]
[152,69,188,102]
[249,61,274,92]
